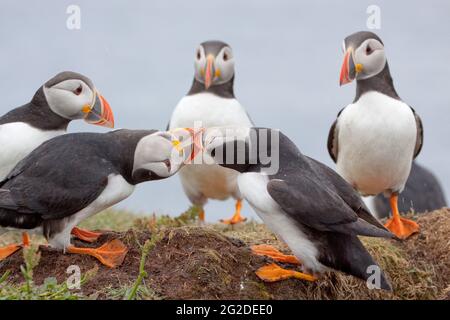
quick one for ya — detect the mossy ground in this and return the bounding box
[0,207,448,300]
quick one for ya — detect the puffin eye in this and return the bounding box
[223,52,229,61]
[366,45,373,55]
[73,85,82,95]
[196,50,201,60]
[163,159,171,171]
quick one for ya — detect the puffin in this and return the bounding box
[374,161,447,219]
[328,31,424,239]
[0,71,114,243]
[0,71,114,181]
[202,127,393,290]
[168,40,253,224]
[0,128,200,267]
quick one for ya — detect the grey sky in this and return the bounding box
[1,0,449,221]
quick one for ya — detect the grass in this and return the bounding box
[0,244,96,300]
[126,232,163,300]
[0,206,448,300]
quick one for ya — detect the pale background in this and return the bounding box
[1,0,449,221]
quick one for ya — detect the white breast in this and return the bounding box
[169,93,253,129]
[336,92,417,195]
[49,174,135,250]
[169,93,252,203]
[0,122,65,180]
[237,173,325,273]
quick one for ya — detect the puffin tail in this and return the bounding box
[0,189,16,210]
[0,189,40,229]
[322,233,392,291]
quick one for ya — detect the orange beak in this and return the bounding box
[84,91,114,128]
[184,127,205,163]
[339,48,356,86]
[204,55,215,89]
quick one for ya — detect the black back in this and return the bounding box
[0,88,70,130]
[0,130,154,232]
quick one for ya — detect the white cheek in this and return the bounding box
[44,88,82,119]
[216,60,235,84]
[356,49,386,80]
[194,59,206,82]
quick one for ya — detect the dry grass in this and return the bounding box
[0,207,448,300]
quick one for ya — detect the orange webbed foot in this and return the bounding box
[0,244,21,261]
[386,193,420,239]
[0,232,31,261]
[220,200,247,225]
[67,239,128,268]
[255,263,317,282]
[251,244,301,265]
[384,216,419,240]
[71,227,102,243]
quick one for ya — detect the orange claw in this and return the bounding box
[0,244,21,261]
[67,239,128,268]
[71,227,102,243]
[256,263,317,282]
[384,194,419,239]
[220,200,247,225]
[251,244,301,265]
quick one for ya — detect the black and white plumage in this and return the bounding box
[0,71,114,181]
[204,127,394,290]
[329,31,423,196]
[0,129,188,250]
[328,31,423,238]
[168,41,253,223]
[374,161,447,218]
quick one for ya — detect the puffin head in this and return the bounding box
[132,128,204,182]
[194,40,235,89]
[202,126,252,173]
[339,31,387,85]
[43,71,114,128]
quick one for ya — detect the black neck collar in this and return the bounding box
[0,87,70,131]
[187,77,235,99]
[354,63,400,102]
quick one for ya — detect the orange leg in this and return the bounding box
[251,244,301,265]
[0,232,31,261]
[198,209,205,223]
[71,227,102,243]
[67,239,128,268]
[22,232,30,247]
[220,200,247,225]
[256,263,317,282]
[384,193,420,239]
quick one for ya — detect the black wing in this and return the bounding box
[410,107,423,159]
[305,156,388,230]
[327,108,344,163]
[0,136,113,220]
[267,176,392,238]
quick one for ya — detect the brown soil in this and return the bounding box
[0,209,448,300]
